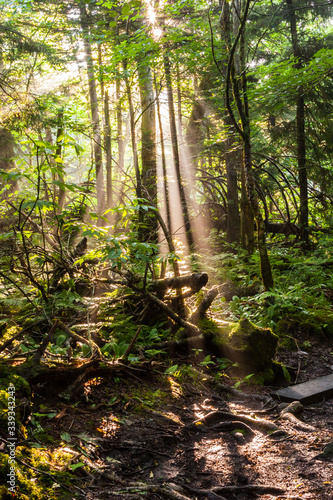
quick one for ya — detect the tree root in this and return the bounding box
[279,401,315,431]
[184,484,285,497]
[186,409,284,436]
[102,482,191,500]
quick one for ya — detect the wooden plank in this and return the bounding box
[271,373,333,404]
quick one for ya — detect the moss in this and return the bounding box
[0,366,31,435]
[199,317,234,350]
[198,317,279,380]
[224,318,278,372]
[251,368,275,385]
[0,446,76,500]
[0,365,31,396]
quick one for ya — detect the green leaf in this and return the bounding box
[69,462,84,471]
[165,364,178,374]
[122,3,130,16]
[61,432,72,443]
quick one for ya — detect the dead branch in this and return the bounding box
[122,325,142,360]
[32,319,59,363]
[130,283,201,336]
[57,320,102,358]
[151,272,208,298]
[188,285,219,324]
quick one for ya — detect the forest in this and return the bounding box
[0,0,333,498]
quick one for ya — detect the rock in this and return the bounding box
[322,441,333,456]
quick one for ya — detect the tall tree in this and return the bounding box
[79,1,105,216]
[224,0,273,289]
[164,51,195,252]
[286,0,308,237]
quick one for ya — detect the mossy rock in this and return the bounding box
[201,318,279,377]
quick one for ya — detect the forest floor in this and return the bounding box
[35,330,333,500]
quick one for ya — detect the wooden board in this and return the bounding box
[271,373,333,404]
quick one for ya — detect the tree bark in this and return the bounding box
[286,0,308,237]
[163,51,194,252]
[79,2,105,216]
[138,63,157,203]
[224,0,273,289]
[155,75,172,236]
[104,90,113,210]
[124,68,141,200]
[220,1,242,245]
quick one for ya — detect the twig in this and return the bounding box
[57,319,102,358]
[122,325,142,360]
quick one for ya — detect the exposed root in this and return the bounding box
[184,483,285,497]
[186,409,285,436]
[279,401,316,431]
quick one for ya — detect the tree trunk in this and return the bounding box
[138,62,158,242]
[138,63,157,203]
[155,75,172,236]
[116,76,125,180]
[55,110,65,213]
[224,0,273,289]
[98,46,113,212]
[104,90,113,211]
[163,51,194,252]
[124,68,141,200]
[225,115,241,245]
[220,1,241,245]
[286,0,308,237]
[79,2,105,216]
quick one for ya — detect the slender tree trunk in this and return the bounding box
[124,68,141,200]
[104,91,113,210]
[176,63,182,131]
[98,46,113,211]
[286,0,308,236]
[163,51,194,252]
[116,76,125,178]
[79,2,105,216]
[225,122,241,245]
[224,0,273,289]
[138,62,158,242]
[55,111,65,213]
[155,75,172,236]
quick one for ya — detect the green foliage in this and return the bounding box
[218,234,333,340]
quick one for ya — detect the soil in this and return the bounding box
[36,331,333,500]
